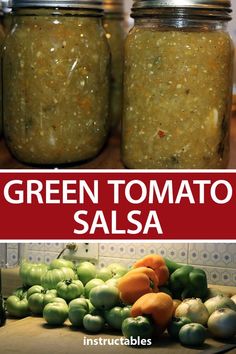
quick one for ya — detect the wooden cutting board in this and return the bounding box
[0,317,235,354]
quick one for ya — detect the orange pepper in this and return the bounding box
[131,292,174,334]
[133,254,169,286]
[117,267,159,305]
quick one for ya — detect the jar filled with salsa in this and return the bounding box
[3,0,110,165]
[0,1,6,138]
[103,0,125,129]
[122,0,234,169]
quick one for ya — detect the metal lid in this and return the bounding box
[12,0,103,10]
[132,0,232,20]
[103,0,123,14]
[2,0,12,12]
[133,0,231,10]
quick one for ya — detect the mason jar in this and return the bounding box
[122,0,234,169]
[103,0,124,129]
[0,2,6,138]
[2,0,12,33]
[3,0,110,165]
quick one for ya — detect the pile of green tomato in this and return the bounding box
[6,259,147,339]
[5,259,236,348]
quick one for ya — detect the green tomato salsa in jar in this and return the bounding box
[0,1,6,138]
[3,0,110,165]
[103,0,125,130]
[122,0,234,169]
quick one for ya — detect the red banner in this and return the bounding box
[0,170,235,240]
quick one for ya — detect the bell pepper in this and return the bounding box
[131,292,174,334]
[133,254,169,286]
[117,267,159,305]
[164,258,183,275]
[169,265,208,300]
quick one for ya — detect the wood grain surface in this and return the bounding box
[1,316,236,354]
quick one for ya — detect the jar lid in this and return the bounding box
[132,0,232,20]
[103,0,123,14]
[133,0,231,10]
[12,0,103,10]
[2,0,12,12]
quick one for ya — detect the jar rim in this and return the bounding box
[132,0,231,9]
[2,0,11,12]
[12,0,103,10]
[132,0,232,20]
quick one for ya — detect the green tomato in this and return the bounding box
[68,298,89,327]
[43,302,68,326]
[167,317,192,340]
[49,259,74,270]
[56,279,84,302]
[207,308,236,339]
[107,264,128,278]
[86,299,95,313]
[179,323,207,347]
[122,316,154,340]
[27,285,45,299]
[83,314,105,333]
[28,289,57,315]
[13,287,28,299]
[49,297,67,306]
[96,268,113,282]
[105,278,119,287]
[89,285,119,310]
[6,295,29,318]
[20,261,48,287]
[84,279,104,298]
[76,262,97,285]
[105,306,131,330]
[41,267,76,290]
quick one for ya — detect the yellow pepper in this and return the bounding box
[131,292,174,334]
[117,267,159,305]
[133,254,169,286]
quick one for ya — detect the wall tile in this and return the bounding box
[99,243,188,263]
[7,243,18,250]
[27,243,45,251]
[44,252,59,265]
[4,242,236,287]
[26,251,45,263]
[44,243,65,253]
[0,243,7,266]
[189,243,236,268]
[98,257,134,269]
[7,248,18,267]
[194,265,236,286]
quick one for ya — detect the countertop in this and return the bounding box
[1,316,236,354]
[1,284,236,354]
[0,112,236,169]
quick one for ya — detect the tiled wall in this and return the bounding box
[0,243,236,287]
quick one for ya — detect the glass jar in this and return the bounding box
[103,0,124,129]
[122,0,234,169]
[2,0,12,34]
[3,0,110,165]
[0,3,6,138]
